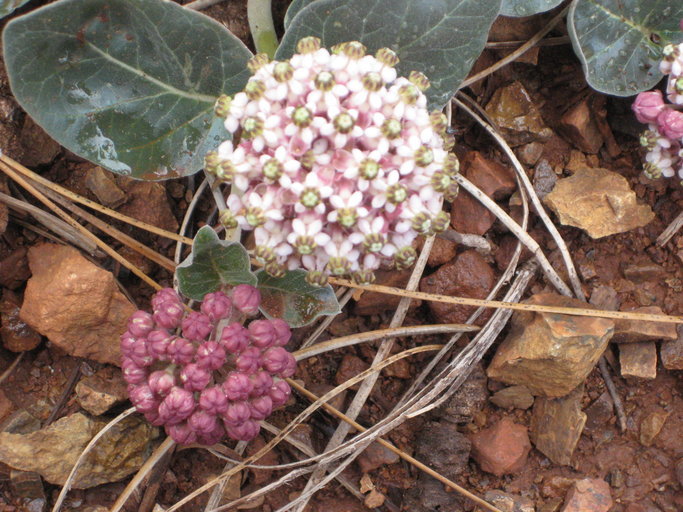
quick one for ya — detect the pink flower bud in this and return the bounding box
[181,312,213,340]
[199,386,228,415]
[196,341,227,371]
[226,419,260,441]
[158,386,196,425]
[148,370,176,397]
[223,401,252,426]
[632,90,666,124]
[219,323,251,353]
[235,347,261,374]
[197,421,226,446]
[166,422,198,445]
[128,338,153,367]
[144,409,166,427]
[167,337,195,365]
[269,380,291,408]
[248,319,278,349]
[260,347,290,374]
[187,410,218,435]
[201,291,233,322]
[153,301,184,330]
[280,353,297,378]
[120,331,137,356]
[249,371,274,397]
[147,330,174,360]
[122,358,148,385]
[222,371,254,401]
[129,384,159,414]
[151,288,182,309]
[180,363,211,392]
[657,108,683,139]
[248,395,273,421]
[231,284,261,315]
[127,310,155,338]
[270,319,292,347]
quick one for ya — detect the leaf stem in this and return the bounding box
[247,0,279,58]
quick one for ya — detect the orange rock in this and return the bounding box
[469,417,531,476]
[561,478,612,512]
[619,342,657,380]
[558,98,604,154]
[354,269,417,316]
[19,244,136,365]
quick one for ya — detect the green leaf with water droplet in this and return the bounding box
[278,0,501,109]
[2,0,252,180]
[500,0,563,17]
[176,226,257,301]
[256,270,340,328]
[568,0,683,96]
[0,0,31,19]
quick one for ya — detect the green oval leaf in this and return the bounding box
[0,0,31,19]
[500,0,563,17]
[277,0,501,109]
[256,270,341,328]
[568,0,683,96]
[176,226,257,301]
[3,0,252,179]
[283,0,317,31]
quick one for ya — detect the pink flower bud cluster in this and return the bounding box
[205,37,459,286]
[121,286,296,445]
[633,40,683,180]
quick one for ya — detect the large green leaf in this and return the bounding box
[256,270,340,328]
[3,0,252,179]
[500,0,563,17]
[283,0,317,30]
[0,0,31,19]
[176,227,257,301]
[277,0,501,109]
[568,0,683,96]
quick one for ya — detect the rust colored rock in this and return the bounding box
[358,441,399,473]
[0,290,42,352]
[19,117,61,167]
[0,247,31,290]
[560,478,612,512]
[463,151,517,200]
[485,81,553,146]
[612,306,678,343]
[84,166,126,208]
[354,269,415,315]
[619,342,657,380]
[530,386,586,466]
[334,355,369,391]
[450,189,496,235]
[420,250,496,325]
[661,327,683,370]
[544,167,654,239]
[425,236,457,267]
[487,293,614,397]
[469,417,531,476]
[639,410,669,447]
[117,181,179,234]
[19,244,136,366]
[558,98,604,154]
[75,367,128,416]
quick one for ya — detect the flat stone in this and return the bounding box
[661,327,683,370]
[485,81,553,146]
[619,342,657,380]
[75,367,128,416]
[470,417,531,476]
[0,410,41,435]
[545,167,655,239]
[530,385,586,466]
[558,98,604,154]
[0,290,42,352]
[622,263,667,283]
[19,244,136,366]
[450,188,496,235]
[84,166,126,208]
[611,306,678,343]
[484,490,535,512]
[463,151,517,200]
[487,293,614,397]
[639,410,669,447]
[357,441,399,473]
[415,421,471,480]
[354,269,415,315]
[560,478,612,512]
[439,365,488,423]
[420,250,496,325]
[0,412,158,488]
[490,385,534,410]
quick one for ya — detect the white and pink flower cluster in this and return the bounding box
[205,37,458,286]
[632,41,683,180]
[121,286,296,445]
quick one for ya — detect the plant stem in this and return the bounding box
[247,0,278,58]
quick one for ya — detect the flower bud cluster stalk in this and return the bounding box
[206,37,460,286]
[122,286,295,445]
[633,39,683,180]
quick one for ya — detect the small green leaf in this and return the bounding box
[277,0,501,109]
[283,0,317,30]
[0,0,31,19]
[256,270,341,328]
[568,0,683,96]
[500,0,563,17]
[176,227,256,301]
[3,0,252,179]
